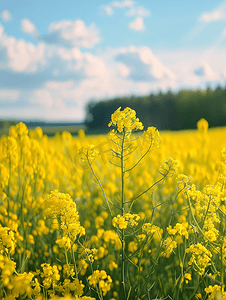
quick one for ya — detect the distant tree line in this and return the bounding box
[85,85,226,131]
[0,121,17,129]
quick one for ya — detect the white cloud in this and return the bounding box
[0,23,4,38]
[0,102,86,122]
[0,22,105,83]
[0,89,20,101]
[47,20,100,48]
[126,6,150,17]
[111,0,135,8]
[21,18,39,37]
[118,63,130,77]
[102,0,135,15]
[127,6,150,32]
[102,1,150,32]
[0,20,99,75]
[114,46,176,82]
[103,6,114,15]
[140,47,175,80]
[46,80,74,91]
[1,10,12,22]
[128,17,145,31]
[30,88,65,109]
[156,48,226,89]
[0,33,46,72]
[199,2,226,22]
[43,106,85,121]
[82,53,109,78]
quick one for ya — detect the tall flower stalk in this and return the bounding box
[108,107,160,299]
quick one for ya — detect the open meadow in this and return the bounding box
[1,107,226,300]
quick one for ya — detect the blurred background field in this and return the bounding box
[0,121,86,137]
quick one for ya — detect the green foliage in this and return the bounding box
[85,85,226,131]
[0,121,17,129]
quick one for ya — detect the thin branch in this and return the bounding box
[128,174,167,212]
[125,143,152,173]
[87,158,112,216]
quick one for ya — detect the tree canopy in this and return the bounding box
[85,86,226,131]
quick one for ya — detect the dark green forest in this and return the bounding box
[85,85,226,132]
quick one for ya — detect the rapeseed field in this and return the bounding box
[1,107,226,300]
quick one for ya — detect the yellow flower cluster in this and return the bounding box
[142,223,160,235]
[167,223,189,239]
[88,270,112,296]
[186,243,212,275]
[205,285,226,300]
[143,126,160,148]
[40,263,61,290]
[161,237,177,258]
[183,272,192,284]
[112,213,140,229]
[78,144,99,163]
[56,236,72,249]
[108,107,143,136]
[177,174,191,188]
[160,156,180,175]
[187,184,221,241]
[197,118,209,133]
[44,190,85,243]
[0,253,16,288]
[55,278,92,298]
[0,225,15,254]
[84,248,98,263]
[0,253,35,299]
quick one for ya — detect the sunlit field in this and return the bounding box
[1,107,226,300]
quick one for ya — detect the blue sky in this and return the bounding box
[1,0,226,121]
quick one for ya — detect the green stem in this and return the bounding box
[71,243,78,279]
[176,243,183,300]
[121,132,126,300]
[65,249,69,266]
[87,158,113,215]
[99,287,104,300]
[128,174,166,213]
[125,143,152,173]
[221,240,224,286]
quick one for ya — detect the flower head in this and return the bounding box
[143,126,160,148]
[197,118,208,133]
[88,270,112,296]
[112,213,140,229]
[44,190,85,242]
[160,157,180,176]
[78,144,99,162]
[109,107,143,136]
